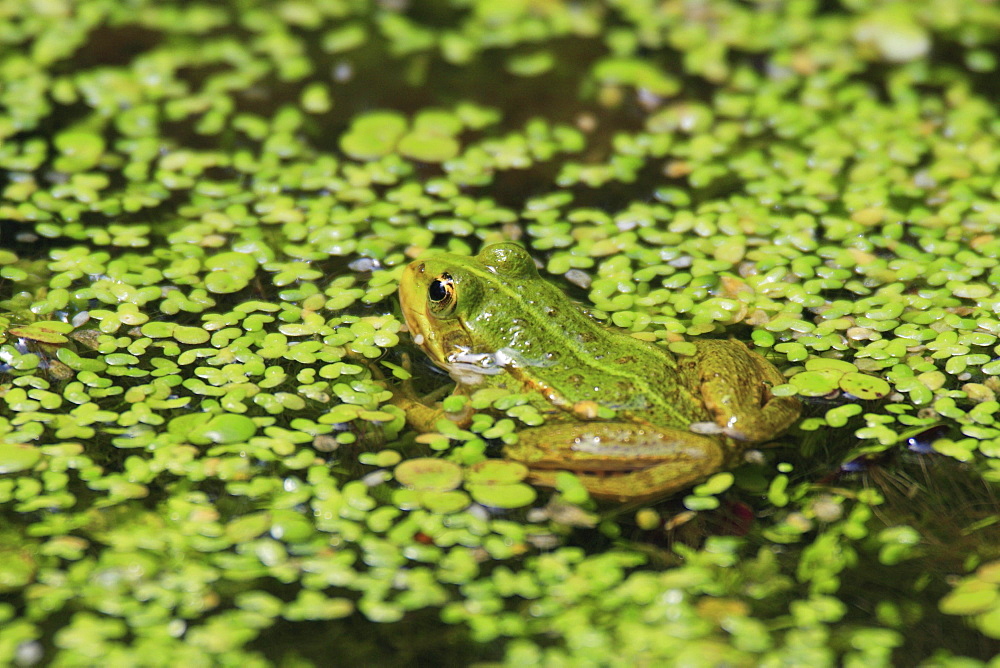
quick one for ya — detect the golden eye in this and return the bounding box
[428,273,454,304]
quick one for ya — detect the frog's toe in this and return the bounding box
[690,420,749,440]
[689,420,725,435]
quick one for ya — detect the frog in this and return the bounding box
[394,242,801,502]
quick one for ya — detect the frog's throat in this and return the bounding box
[399,279,450,369]
[401,303,444,367]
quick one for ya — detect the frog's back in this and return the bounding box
[444,244,713,427]
[484,286,713,427]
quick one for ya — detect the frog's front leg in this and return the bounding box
[385,356,473,431]
[390,386,471,432]
[503,422,730,502]
[687,339,801,442]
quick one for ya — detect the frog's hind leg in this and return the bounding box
[689,340,801,442]
[504,422,729,502]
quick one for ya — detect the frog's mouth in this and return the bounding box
[399,266,449,369]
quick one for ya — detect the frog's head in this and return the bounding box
[399,243,541,373]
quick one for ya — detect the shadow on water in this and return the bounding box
[252,610,503,667]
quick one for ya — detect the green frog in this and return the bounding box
[395,242,800,502]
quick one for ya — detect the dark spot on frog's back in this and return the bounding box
[567,374,583,385]
[576,331,596,343]
[615,355,636,365]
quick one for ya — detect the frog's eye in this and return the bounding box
[428,273,455,309]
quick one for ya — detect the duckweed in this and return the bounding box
[1,0,999,664]
[940,560,1000,639]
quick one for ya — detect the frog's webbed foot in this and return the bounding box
[691,340,801,443]
[387,353,471,430]
[689,419,738,438]
[374,353,415,400]
[688,415,791,442]
[699,380,800,443]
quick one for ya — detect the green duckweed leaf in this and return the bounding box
[789,369,843,397]
[173,326,211,345]
[466,481,537,509]
[805,358,858,374]
[825,404,864,428]
[0,443,42,473]
[284,590,354,621]
[692,472,734,496]
[506,51,555,77]
[397,132,461,163]
[394,458,463,492]
[977,606,1000,639]
[0,548,36,590]
[358,449,402,468]
[418,489,471,513]
[340,111,407,160]
[7,325,69,344]
[840,372,892,400]
[465,459,529,485]
[199,414,257,444]
[939,581,998,616]
[205,272,246,294]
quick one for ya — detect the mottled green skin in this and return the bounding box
[398,243,800,501]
